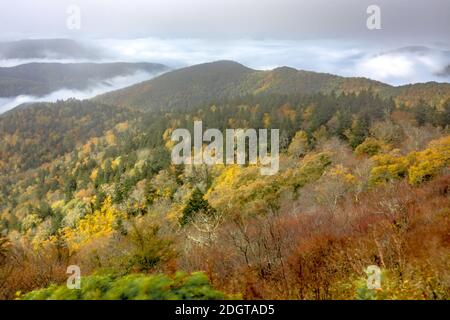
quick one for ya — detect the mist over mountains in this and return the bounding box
[0,70,167,114]
[2,38,449,81]
[1,0,449,303]
[0,39,172,112]
[0,62,168,97]
[94,60,450,117]
[0,38,449,114]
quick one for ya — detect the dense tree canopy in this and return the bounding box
[1,64,449,300]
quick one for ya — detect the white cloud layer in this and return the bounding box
[99,38,450,85]
[1,38,449,114]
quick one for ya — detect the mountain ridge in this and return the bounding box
[0,62,169,98]
[95,60,450,111]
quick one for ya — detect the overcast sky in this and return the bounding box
[0,0,449,113]
[1,0,449,42]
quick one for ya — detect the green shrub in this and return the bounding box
[355,138,385,156]
[22,272,227,300]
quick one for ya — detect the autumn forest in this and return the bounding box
[0,59,449,300]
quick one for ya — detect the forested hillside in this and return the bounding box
[0,100,140,174]
[97,61,450,111]
[0,62,169,97]
[386,82,450,109]
[0,61,449,300]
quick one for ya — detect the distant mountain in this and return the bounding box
[96,60,450,111]
[0,39,101,60]
[0,62,169,97]
[96,60,391,111]
[96,61,255,110]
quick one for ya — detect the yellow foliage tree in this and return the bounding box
[408,136,450,185]
[370,135,450,186]
[355,137,389,156]
[369,154,409,186]
[288,130,309,159]
[61,196,125,252]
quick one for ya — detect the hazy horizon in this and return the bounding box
[0,0,449,112]
[1,0,449,41]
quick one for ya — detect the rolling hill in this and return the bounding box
[386,82,450,109]
[96,60,389,110]
[96,60,255,110]
[96,60,450,111]
[0,59,449,300]
[0,62,169,97]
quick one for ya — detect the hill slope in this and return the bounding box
[96,61,391,111]
[0,100,139,174]
[96,60,255,110]
[0,62,169,97]
[0,60,449,300]
[387,82,450,108]
[97,60,450,111]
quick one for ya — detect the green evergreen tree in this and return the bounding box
[180,188,215,226]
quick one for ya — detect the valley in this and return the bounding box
[0,60,449,300]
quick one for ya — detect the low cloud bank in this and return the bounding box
[1,38,449,114]
[99,38,450,85]
[2,38,449,86]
